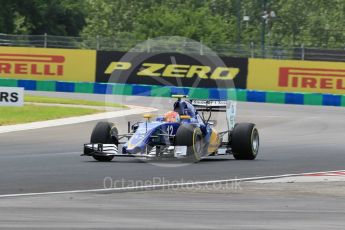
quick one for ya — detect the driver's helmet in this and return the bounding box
[164,111,180,123]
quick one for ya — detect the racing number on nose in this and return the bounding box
[167,125,173,135]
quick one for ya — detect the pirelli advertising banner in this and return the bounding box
[0,47,96,82]
[96,51,248,88]
[248,58,345,95]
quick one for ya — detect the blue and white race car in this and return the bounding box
[82,95,259,162]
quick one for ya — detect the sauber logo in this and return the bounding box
[0,53,65,76]
[279,67,345,90]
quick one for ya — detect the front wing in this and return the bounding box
[82,143,229,159]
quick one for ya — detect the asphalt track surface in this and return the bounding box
[2,182,345,229]
[1,91,345,195]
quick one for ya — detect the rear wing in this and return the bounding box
[190,99,237,130]
[190,99,227,111]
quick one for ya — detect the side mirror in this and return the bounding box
[131,123,139,132]
[143,114,153,119]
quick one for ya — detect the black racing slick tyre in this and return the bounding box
[175,124,204,163]
[90,121,118,162]
[231,123,259,160]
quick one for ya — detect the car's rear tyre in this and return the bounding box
[231,123,259,160]
[175,124,204,163]
[90,121,118,162]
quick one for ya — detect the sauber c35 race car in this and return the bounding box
[82,95,259,163]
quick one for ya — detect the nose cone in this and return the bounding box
[124,145,142,154]
[124,121,162,154]
[124,132,148,154]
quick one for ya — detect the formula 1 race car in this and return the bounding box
[82,95,259,163]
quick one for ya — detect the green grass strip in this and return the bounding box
[0,105,100,125]
[25,95,126,108]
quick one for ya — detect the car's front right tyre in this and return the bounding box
[90,121,117,162]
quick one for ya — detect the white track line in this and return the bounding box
[1,169,344,198]
[0,105,157,134]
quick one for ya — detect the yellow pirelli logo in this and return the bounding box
[0,46,96,82]
[247,58,345,94]
[105,62,239,80]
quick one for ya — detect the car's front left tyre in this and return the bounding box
[175,124,204,163]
